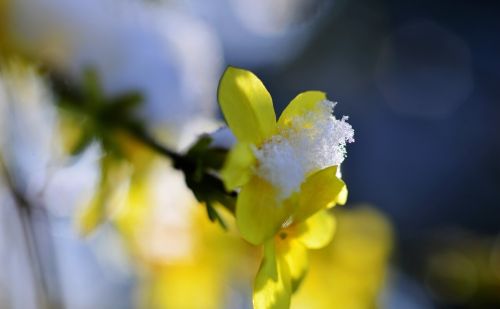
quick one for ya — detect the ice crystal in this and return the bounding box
[254,100,354,199]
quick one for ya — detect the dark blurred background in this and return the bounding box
[257,0,500,237]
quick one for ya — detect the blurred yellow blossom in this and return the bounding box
[292,206,393,309]
[136,204,259,309]
[124,203,392,309]
[76,133,156,236]
[99,158,259,308]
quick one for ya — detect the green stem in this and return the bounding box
[47,72,236,216]
[123,123,236,215]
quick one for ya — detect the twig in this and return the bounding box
[47,71,236,216]
[0,156,62,309]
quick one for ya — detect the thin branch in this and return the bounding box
[0,156,62,309]
[122,122,183,163]
[47,71,237,216]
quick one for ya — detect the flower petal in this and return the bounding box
[335,185,348,206]
[254,240,291,309]
[276,237,308,292]
[219,142,256,191]
[76,191,106,236]
[218,66,276,145]
[293,165,346,223]
[295,210,336,249]
[277,91,326,128]
[236,176,290,245]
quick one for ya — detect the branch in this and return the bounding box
[0,156,63,309]
[46,71,236,221]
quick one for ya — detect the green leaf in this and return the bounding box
[70,129,94,156]
[83,69,104,109]
[205,202,228,230]
[186,135,213,157]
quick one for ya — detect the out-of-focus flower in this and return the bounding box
[420,229,500,307]
[292,206,393,309]
[129,204,392,309]
[217,66,354,308]
[91,155,256,309]
[139,206,257,309]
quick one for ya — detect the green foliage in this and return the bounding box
[181,135,235,230]
[54,69,144,158]
[49,69,234,231]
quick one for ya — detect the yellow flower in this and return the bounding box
[291,206,393,309]
[217,66,354,308]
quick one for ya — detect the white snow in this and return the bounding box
[254,100,354,200]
